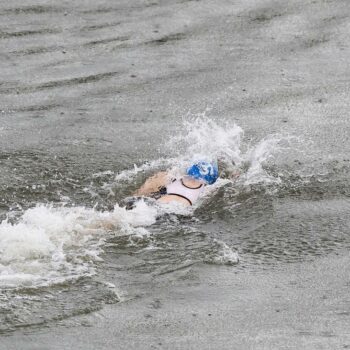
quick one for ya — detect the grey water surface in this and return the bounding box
[1,0,350,349]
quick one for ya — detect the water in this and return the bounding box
[1,116,349,335]
[0,0,350,347]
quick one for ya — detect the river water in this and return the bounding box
[0,0,349,348]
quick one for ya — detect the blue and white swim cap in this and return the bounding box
[186,161,219,185]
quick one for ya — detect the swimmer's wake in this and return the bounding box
[0,117,289,289]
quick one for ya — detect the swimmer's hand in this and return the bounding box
[133,171,169,196]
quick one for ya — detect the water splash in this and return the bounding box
[204,239,239,265]
[0,201,158,288]
[114,116,292,186]
[165,116,244,167]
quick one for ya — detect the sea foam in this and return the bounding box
[0,201,157,288]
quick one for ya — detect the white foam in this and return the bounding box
[243,135,283,185]
[243,134,296,185]
[165,115,244,171]
[0,202,158,288]
[92,170,114,178]
[112,116,290,186]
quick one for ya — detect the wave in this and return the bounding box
[0,201,157,289]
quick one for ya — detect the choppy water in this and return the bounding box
[1,117,349,334]
[0,0,349,342]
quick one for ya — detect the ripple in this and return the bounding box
[0,28,60,39]
[10,45,65,56]
[1,5,64,15]
[0,71,121,94]
[146,33,187,45]
[83,36,129,47]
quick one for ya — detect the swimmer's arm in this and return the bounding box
[133,171,169,196]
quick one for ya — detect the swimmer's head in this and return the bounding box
[186,161,219,185]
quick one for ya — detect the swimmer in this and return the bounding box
[133,161,219,207]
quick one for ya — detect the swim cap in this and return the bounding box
[186,161,219,185]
